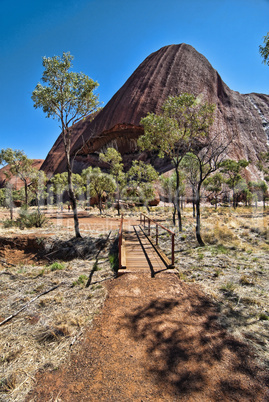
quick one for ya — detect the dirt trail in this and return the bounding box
[27,271,268,402]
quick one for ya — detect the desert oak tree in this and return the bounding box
[32,52,101,237]
[139,93,215,231]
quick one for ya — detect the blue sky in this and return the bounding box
[1,0,269,160]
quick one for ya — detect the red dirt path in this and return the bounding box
[27,271,269,401]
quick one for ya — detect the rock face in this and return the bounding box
[0,159,44,189]
[41,44,269,178]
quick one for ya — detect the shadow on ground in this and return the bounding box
[121,291,269,400]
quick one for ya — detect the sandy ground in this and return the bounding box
[27,271,269,401]
[0,207,268,401]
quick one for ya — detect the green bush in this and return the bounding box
[72,274,88,287]
[17,210,47,228]
[3,211,47,229]
[48,262,65,271]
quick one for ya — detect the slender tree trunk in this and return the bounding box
[24,180,28,207]
[172,203,176,226]
[64,129,81,238]
[195,185,205,246]
[117,183,120,216]
[192,187,196,218]
[175,167,182,232]
[67,168,81,237]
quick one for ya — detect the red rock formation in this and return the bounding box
[0,159,44,189]
[41,44,269,178]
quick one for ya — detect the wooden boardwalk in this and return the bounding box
[120,225,169,276]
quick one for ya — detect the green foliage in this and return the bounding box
[72,274,88,287]
[99,148,125,214]
[220,281,236,292]
[203,172,225,208]
[32,52,101,238]
[160,171,185,202]
[259,32,269,66]
[259,312,269,321]
[3,210,47,229]
[220,159,249,208]
[126,160,158,207]
[256,151,269,182]
[0,148,34,206]
[32,52,101,123]
[0,189,6,207]
[139,93,215,163]
[29,169,47,208]
[81,167,116,213]
[139,93,216,233]
[50,172,84,199]
[109,253,119,272]
[48,262,65,271]
[99,148,124,179]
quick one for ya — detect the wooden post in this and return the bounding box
[156,225,158,246]
[148,218,150,236]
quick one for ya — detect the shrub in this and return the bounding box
[72,274,88,287]
[3,211,47,229]
[48,262,65,271]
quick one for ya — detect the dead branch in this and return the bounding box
[69,328,84,348]
[0,283,63,327]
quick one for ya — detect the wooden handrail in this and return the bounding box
[140,213,175,266]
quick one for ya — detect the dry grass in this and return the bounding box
[0,205,268,400]
[0,212,118,402]
[148,205,269,371]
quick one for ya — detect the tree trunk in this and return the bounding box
[117,183,120,216]
[195,187,205,246]
[24,180,28,207]
[64,130,81,238]
[192,188,196,218]
[175,168,182,232]
[172,203,176,226]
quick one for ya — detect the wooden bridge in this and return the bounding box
[118,214,175,277]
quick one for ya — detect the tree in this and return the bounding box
[32,52,101,238]
[180,152,200,217]
[249,180,268,209]
[51,172,84,210]
[29,169,47,214]
[220,159,249,208]
[0,148,33,207]
[99,148,125,215]
[160,172,185,225]
[257,151,269,183]
[82,167,116,214]
[139,93,215,231]
[203,172,225,209]
[181,131,230,247]
[126,161,158,211]
[259,32,269,65]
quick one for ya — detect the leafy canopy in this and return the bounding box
[139,93,215,165]
[32,52,101,128]
[259,32,269,65]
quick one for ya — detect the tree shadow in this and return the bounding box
[43,236,108,262]
[121,290,269,400]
